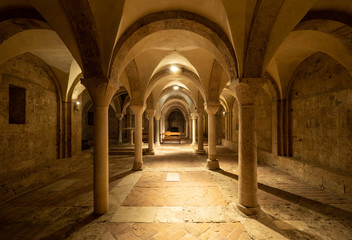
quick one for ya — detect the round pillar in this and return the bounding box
[233,82,259,215]
[130,105,145,170]
[146,109,155,155]
[81,79,117,216]
[196,111,206,155]
[155,114,161,146]
[205,104,220,169]
[117,114,124,144]
[93,106,109,214]
[191,113,197,146]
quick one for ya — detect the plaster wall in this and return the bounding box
[289,52,352,173]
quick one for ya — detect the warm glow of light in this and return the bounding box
[170,65,179,73]
[76,101,80,105]
[173,85,179,90]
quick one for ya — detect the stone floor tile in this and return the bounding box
[155,207,184,223]
[110,207,156,223]
[2,144,352,240]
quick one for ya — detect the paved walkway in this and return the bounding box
[0,143,352,239]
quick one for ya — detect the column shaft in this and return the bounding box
[232,82,259,215]
[131,106,144,170]
[146,110,155,155]
[205,104,220,169]
[196,112,205,154]
[155,118,160,146]
[118,116,123,144]
[93,106,109,215]
[191,116,197,145]
[238,104,258,213]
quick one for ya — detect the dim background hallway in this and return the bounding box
[1,144,351,240]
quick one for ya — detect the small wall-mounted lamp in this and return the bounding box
[222,111,226,116]
[74,101,80,111]
[173,85,179,90]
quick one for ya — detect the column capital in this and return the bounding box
[229,82,256,106]
[116,113,124,119]
[191,112,198,119]
[81,78,118,107]
[130,105,145,116]
[146,109,156,118]
[205,102,220,115]
[155,113,161,120]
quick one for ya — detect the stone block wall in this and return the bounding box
[258,150,352,200]
[0,53,92,202]
[254,86,272,152]
[0,54,57,175]
[108,106,118,141]
[289,52,352,173]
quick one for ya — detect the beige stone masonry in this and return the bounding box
[130,105,146,170]
[231,82,259,215]
[205,103,220,170]
[146,109,156,155]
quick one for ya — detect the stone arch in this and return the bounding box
[110,10,238,82]
[0,8,50,44]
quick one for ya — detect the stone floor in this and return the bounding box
[1,143,352,239]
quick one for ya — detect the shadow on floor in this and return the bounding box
[217,169,352,219]
[41,213,98,240]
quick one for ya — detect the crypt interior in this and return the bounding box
[0,0,352,239]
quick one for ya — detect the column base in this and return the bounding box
[132,161,143,171]
[191,143,197,148]
[196,149,206,155]
[206,159,219,170]
[155,142,161,147]
[145,150,155,155]
[236,203,260,215]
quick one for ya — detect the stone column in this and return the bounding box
[146,109,155,155]
[232,82,259,215]
[185,119,189,138]
[81,79,117,215]
[130,105,145,170]
[191,113,197,146]
[117,113,124,144]
[196,110,206,154]
[205,103,220,169]
[155,113,161,146]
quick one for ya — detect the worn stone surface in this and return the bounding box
[0,53,89,202]
[290,52,352,172]
[0,144,352,239]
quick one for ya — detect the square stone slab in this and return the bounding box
[166,173,180,182]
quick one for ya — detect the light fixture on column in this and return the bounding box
[170,65,179,73]
[74,101,80,111]
[173,85,179,90]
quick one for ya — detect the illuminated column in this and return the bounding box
[82,79,117,215]
[185,119,189,138]
[146,109,155,155]
[130,105,145,170]
[205,103,220,169]
[155,113,161,146]
[232,82,259,215]
[196,110,206,154]
[191,113,197,146]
